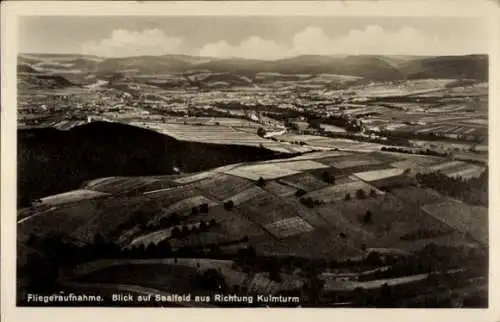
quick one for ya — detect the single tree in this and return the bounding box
[356,189,367,199]
[171,226,182,238]
[256,177,266,187]
[257,127,266,137]
[295,188,307,198]
[363,210,373,224]
[199,203,209,213]
[224,200,235,211]
[199,220,209,232]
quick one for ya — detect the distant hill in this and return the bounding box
[18,53,489,83]
[399,55,488,81]
[17,63,39,74]
[95,55,201,74]
[18,73,77,90]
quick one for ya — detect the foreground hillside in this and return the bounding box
[18,147,488,307]
[18,121,291,207]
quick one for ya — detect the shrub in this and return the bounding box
[199,203,209,213]
[363,210,373,224]
[356,189,366,199]
[224,200,234,211]
[295,188,307,198]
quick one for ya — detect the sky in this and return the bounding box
[18,16,490,59]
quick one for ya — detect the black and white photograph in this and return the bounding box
[2,0,498,315]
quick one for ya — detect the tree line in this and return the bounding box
[415,169,488,206]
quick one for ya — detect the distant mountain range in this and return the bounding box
[17,53,488,89]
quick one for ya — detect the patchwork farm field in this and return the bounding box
[19,146,488,265]
[225,186,270,205]
[305,180,376,203]
[262,181,297,197]
[84,177,162,195]
[38,189,110,206]
[163,195,218,215]
[278,173,329,191]
[223,163,300,180]
[422,201,487,245]
[264,216,315,238]
[192,173,253,200]
[354,168,405,182]
[126,121,307,153]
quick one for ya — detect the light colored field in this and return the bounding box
[275,134,326,142]
[328,157,382,169]
[86,177,161,194]
[305,180,375,202]
[464,119,488,125]
[445,166,485,179]
[39,189,109,206]
[440,163,485,179]
[264,216,314,238]
[129,228,174,247]
[173,171,217,184]
[224,163,300,180]
[390,158,441,171]
[354,168,405,182]
[163,195,218,215]
[428,160,467,172]
[276,160,329,171]
[278,173,329,191]
[289,150,352,161]
[127,122,296,152]
[320,124,347,133]
[225,186,269,205]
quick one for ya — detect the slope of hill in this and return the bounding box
[18,73,77,90]
[18,53,488,82]
[96,55,196,74]
[17,121,291,207]
[17,147,486,262]
[400,55,488,80]
[17,63,40,74]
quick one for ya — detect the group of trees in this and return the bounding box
[170,219,218,239]
[224,200,235,211]
[416,170,488,206]
[111,202,214,239]
[321,171,335,184]
[381,146,451,157]
[346,189,377,201]
[379,128,486,144]
[298,188,377,208]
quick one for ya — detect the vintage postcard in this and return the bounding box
[1,1,499,321]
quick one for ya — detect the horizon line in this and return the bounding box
[18,52,488,60]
